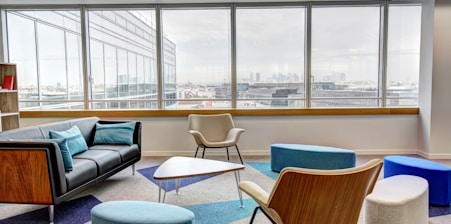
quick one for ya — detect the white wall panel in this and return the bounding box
[20,115,420,158]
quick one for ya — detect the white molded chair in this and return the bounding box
[188,113,245,164]
[239,159,383,224]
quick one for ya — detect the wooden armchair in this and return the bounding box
[239,159,383,224]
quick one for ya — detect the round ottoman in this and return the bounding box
[270,143,356,172]
[365,175,428,224]
[91,201,195,224]
[384,155,451,205]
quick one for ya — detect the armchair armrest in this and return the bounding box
[188,130,207,146]
[225,128,245,142]
[238,180,269,206]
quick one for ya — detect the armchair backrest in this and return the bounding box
[188,113,235,142]
[267,159,383,224]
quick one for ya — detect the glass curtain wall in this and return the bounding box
[386,5,421,106]
[236,6,306,108]
[87,9,159,109]
[161,7,231,109]
[7,10,84,110]
[311,6,381,107]
[4,2,422,111]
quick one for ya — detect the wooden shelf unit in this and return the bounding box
[0,63,20,131]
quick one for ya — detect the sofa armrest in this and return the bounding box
[0,141,67,204]
[0,141,67,199]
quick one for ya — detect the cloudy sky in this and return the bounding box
[160,5,421,84]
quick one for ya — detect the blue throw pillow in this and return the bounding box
[50,125,88,156]
[93,121,136,146]
[8,138,73,172]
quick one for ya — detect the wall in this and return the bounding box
[418,0,451,159]
[21,115,419,157]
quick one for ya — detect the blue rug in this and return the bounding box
[246,161,279,180]
[0,195,101,224]
[184,199,257,224]
[430,205,451,217]
[138,165,222,192]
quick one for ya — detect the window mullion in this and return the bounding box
[80,5,91,109]
[156,5,163,109]
[231,3,237,108]
[305,3,312,108]
[380,1,389,107]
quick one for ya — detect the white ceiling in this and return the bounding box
[0,0,290,4]
[0,0,389,5]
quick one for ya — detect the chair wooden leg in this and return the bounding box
[235,144,244,164]
[202,146,206,158]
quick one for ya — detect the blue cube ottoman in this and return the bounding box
[384,155,451,206]
[270,143,356,172]
[91,200,195,224]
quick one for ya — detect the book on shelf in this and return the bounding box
[2,75,14,90]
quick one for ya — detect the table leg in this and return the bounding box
[234,171,244,208]
[163,180,168,202]
[158,180,168,203]
[176,179,180,195]
[158,180,162,203]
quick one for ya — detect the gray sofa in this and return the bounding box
[0,117,141,223]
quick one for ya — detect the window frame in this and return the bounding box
[0,1,421,117]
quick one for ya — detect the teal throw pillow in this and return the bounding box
[50,125,88,156]
[8,138,73,171]
[93,121,136,146]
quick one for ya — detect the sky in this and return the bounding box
[160,5,421,84]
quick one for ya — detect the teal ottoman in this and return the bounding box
[271,143,356,172]
[91,201,195,224]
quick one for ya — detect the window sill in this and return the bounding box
[19,107,419,118]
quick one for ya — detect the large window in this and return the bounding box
[236,7,306,108]
[7,10,83,110]
[311,6,381,107]
[386,5,421,106]
[161,8,231,109]
[87,9,158,109]
[3,2,422,111]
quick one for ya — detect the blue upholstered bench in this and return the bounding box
[384,155,451,206]
[270,143,356,172]
[91,201,195,224]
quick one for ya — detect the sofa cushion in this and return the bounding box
[89,144,140,163]
[66,159,97,191]
[50,125,88,156]
[73,149,121,175]
[93,121,136,146]
[47,138,73,172]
